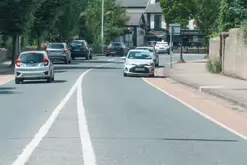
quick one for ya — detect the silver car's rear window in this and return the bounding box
[20,53,44,63]
[48,44,64,49]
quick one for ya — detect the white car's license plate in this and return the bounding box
[51,52,61,55]
[110,52,116,54]
[135,68,145,71]
[74,49,80,51]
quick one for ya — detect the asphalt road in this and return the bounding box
[1,54,247,165]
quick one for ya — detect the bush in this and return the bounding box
[240,19,247,45]
[204,54,209,59]
[207,57,222,73]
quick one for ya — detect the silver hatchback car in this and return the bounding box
[46,43,71,64]
[15,51,55,84]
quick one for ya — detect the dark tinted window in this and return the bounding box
[71,41,85,47]
[110,43,122,48]
[127,52,152,59]
[20,53,44,63]
[48,44,65,49]
[136,48,153,52]
[148,41,156,46]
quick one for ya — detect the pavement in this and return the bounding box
[164,59,247,110]
[1,54,247,165]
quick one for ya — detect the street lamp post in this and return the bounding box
[101,0,104,55]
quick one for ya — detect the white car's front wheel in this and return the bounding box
[123,72,127,77]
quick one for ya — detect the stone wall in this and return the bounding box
[209,37,220,60]
[223,28,247,79]
[209,28,247,79]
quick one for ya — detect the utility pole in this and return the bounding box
[128,27,130,47]
[101,0,104,55]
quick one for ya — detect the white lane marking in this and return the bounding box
[199,86,225,92]
[107,59,115,61]
[77,72,97,165]
[0,77,14,85]
[11,63,111,165]
[142,78,247,140]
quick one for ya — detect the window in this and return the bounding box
[48,44,65,49]
[154,15,162,29]
[20,53,44,63]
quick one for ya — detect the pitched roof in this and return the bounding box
[145,1,162,13]
[126,12,143,25]
[116,0,149,7]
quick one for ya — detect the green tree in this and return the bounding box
[193,0,220,36]
[83,0,129,47]
[53,0,82,42]
[160,0,195,62]
[160,0,195,28]
[31,0,69,49]
[0,0,40,64]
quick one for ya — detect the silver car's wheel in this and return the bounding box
[15,78,22,84]
[123,73,127,77]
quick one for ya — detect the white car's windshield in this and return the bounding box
[127,52,152,59]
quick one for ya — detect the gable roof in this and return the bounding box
[126,12,143,25]
[145,1,162,13]
[116,0,149,7]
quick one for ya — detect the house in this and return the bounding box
[115,0,149,47]
[144,0,168,42]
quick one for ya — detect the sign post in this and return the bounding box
[128,27,131,47]
[169,24,181,68]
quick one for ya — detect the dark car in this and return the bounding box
[147,41,157,47]
[70,40,92,60]
[106,42,129,56]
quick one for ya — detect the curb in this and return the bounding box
[167,74,247,110]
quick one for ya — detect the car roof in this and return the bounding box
[136,46,153,49]
[73,40,85,42]
[48,42,66,44]
[129,49,149,52]
[157,42,168,44]
[20,51,46,54]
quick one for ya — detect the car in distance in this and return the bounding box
[155,41,170,54]
[70,40,92,60]
[46,43,71,64]
[106,42,129,56]
[15,51,55,84]
[122,50,155,77]
[147,41,157,48]
[135,46,159,67]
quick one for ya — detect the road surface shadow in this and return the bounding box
[92,137,238,142]
[22,80,67,84]
[0,87,18,94]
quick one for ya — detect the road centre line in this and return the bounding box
[142,78,247,140]
[11,63,112,165]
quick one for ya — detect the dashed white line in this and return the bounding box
[142,78,247,140]
[11,63,111,165]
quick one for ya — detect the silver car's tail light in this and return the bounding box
[15,60,21,67]
[44,56,49,66]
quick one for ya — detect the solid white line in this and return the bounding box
[11,63,110,165]
[107,59,115,61]
[11,78,78,165]
[77,71,97,165]
[142,78,247,140]
[0,77,14,85]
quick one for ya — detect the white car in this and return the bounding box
[122,50,155,77]
[155,41,170,54]
[135,46,159,66]
[15,51,55,84]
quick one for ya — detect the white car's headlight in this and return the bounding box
[148,63,154,66]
